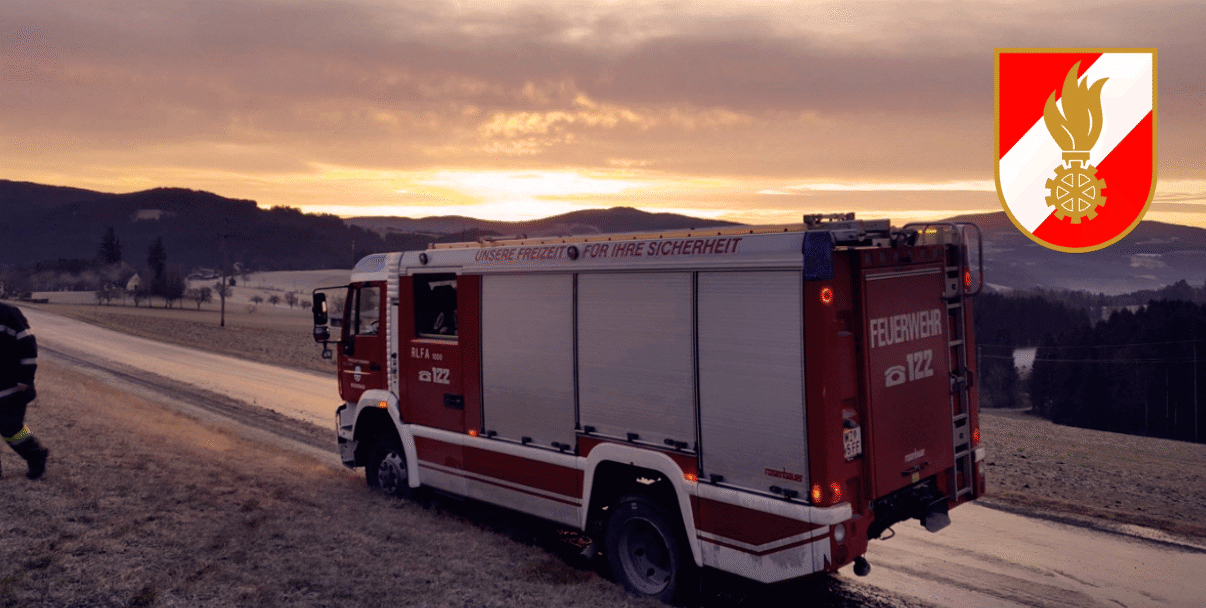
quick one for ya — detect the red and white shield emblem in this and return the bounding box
[995,49,1157,252]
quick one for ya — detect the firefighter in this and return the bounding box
[0,302,49,480]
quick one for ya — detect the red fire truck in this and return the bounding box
[312,213,985,602]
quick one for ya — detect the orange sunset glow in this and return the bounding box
[3,0,1204,225]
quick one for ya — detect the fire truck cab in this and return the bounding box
[312,214,985,602]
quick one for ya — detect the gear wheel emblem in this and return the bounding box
[1045,161,1106,224]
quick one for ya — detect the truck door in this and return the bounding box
[862,265,954,499]
[339,282,387,405]
[698,271,807,495]
[402,273,467,437]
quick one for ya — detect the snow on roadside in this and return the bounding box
[235,269,351,294]
[31,269,351,309]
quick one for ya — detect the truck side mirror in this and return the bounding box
[312,293,329,326]
[313,325,330,343]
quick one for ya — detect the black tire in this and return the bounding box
[605,495,698,604]
[365,438,413,500]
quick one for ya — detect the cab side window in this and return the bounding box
[353,286,381,336]
[414,274,457,339]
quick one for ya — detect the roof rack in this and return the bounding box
[427,212,934,251]
[803,213,894,247]
[430,223,817,250]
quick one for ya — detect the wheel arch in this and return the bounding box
[581,444,702,568]
[352,390,420,489]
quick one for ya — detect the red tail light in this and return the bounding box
[812,482,846,505]
[819,286,835,305]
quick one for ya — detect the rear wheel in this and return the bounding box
[365,439,412,500]
[605,495,697,604]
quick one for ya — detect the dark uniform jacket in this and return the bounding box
[0,302,37,406]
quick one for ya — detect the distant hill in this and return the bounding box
[347,207,740,239]
[945,211,1206,295]
[0,181,739,273]
[0,181,113,212]
[6,179,1206,294]
[0,180,381,271]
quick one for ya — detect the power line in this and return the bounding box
[978,338,1203,350]
[981,353,1201,364]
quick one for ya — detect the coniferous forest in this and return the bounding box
[974,286,1206,444]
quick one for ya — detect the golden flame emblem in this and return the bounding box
[1043,62,1108,223]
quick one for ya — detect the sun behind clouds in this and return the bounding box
[2,0,1204,224]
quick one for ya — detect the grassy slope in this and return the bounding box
[1,362,652,608]
[980,410,1206,539]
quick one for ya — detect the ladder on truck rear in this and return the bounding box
[904,222,983,503]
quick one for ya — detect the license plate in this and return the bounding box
[843,427,863,461]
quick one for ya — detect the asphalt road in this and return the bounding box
[853,502,1206,607]
[25,308,1206,607]
[26,308,337,429]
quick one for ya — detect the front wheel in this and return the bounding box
[605,495,697,604]
[365,439,413,500]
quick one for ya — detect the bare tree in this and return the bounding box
[268,294,281,307]
[285,291,298,308]
[188,286,213,310]
[160,271,187,309]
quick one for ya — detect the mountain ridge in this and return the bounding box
[4,179,1205,294]
[346,206,740,240]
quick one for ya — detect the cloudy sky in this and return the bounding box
[2,0,1203,225]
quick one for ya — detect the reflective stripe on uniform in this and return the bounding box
[0,326,33,340]
[20,358,37,365]
[3,425,31,443]
[0,386,21,398]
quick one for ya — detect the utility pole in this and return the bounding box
[219,221,230,328]
[1196,329,1200,443]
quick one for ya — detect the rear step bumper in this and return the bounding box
[867,477,949,539]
